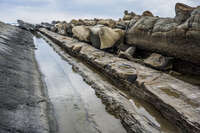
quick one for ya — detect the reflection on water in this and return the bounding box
[34,37,126,133]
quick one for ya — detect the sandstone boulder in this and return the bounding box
[72,25,91,42]
[144,53,173,70]
[55,22,73,36]
[90,25,125,49]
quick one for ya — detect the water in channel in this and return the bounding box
[34,37,127,133]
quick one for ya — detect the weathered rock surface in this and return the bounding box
[144,53,173,70]
[0,22,51,133]
[72,25,90,42]
[175,3,195,24]
[89,25,125,49]
[39,28,200,133]
[55,22,73,36]
[126,3,200,66]
[17,20,35,31]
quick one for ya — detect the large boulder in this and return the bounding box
[126,3,200,66]
[89,25,125,49]
[55,22,73,36]
[72,25,91,42]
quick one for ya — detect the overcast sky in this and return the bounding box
[0,0,199,24]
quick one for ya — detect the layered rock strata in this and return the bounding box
[126,3,200,66]
[39,28,200,133]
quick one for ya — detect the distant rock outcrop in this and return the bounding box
[142,11,154,17]
[123,10,136,20]
[17,20,35,31]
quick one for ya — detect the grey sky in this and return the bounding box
[0,0,199,23]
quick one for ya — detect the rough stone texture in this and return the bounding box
[144,53,173,70]
[39,28,200,133]
[175,3,195,24]
[0,22,50,133]
[72,25,91,42]
[55,22,73,36]
[17,20,35,31]
[126,3,200,66]
[89,25,125,49]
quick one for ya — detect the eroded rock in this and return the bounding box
[72,25,90,42]
[126,3,200,66]
[144,53,173,70]
[89,25,125,49]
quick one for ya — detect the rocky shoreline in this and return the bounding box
[1,2,200,133]
[39,27,200,133]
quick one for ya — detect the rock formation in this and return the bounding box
[17,20,35,31]
[126,3,200,66]
[89,25,125,49]
[72,25,91,42]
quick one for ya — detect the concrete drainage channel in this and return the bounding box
[34,33,180,133]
